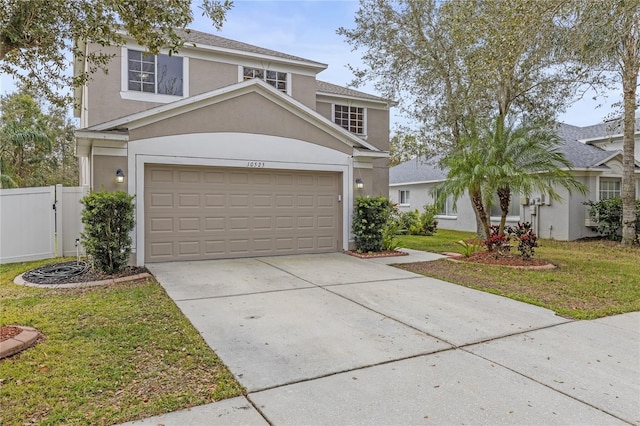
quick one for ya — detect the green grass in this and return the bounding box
[396,229,479,253]
[396,231,640,319]
[0,259,243,426]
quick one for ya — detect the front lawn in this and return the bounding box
[396,232,640,319]
[0,259,243,425]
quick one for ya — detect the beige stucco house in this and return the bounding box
[389,120,640,241]
[74,29,392,265]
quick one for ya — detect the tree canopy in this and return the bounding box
[341,0,585,237]
[1,0,232,107]
[339,0,580,151]
[0,89,78,188]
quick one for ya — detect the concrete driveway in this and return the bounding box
[126,251,639,425]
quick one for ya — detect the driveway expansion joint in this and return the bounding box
[461,342,631,425]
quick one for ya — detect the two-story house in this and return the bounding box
[74,29,392,265]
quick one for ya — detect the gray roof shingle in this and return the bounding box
[390,122,627,184]
[555,123,619,168]
[176,28,326,67]
[316,80,390,103]
[390,156,447,184]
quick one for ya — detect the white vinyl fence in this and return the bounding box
[0,185,88,264]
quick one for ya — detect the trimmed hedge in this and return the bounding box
[81,190,135,274]
[353,196,392,252]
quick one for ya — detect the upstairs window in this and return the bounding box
[243,67,287,92]
[334,105,364,135]
[599,178,621,200]
[128,50,183,96]
[399,190,410,205]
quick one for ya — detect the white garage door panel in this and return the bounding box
[145,165,342,262]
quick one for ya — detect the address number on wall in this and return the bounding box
[246,161,266,168]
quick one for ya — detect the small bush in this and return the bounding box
[397,210,420,235]
[381,206,402,250]
[81,190,135,274]
[407,204,439,236]
[484,225,510,255]
[507,222,538,259]
[585,198,640,241]
[353,196,393,252]
[455,239,482,257]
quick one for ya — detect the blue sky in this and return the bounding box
[0,0,623,128]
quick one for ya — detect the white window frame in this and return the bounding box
[120,47,189,103]
[598,176,622,201]
[332,104,367,136]
[435,191,457,218]
[239,66,290,95]
[399,190,410,206]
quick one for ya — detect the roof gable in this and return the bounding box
[88,79,380,152]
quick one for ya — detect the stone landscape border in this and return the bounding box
[0,326,40,359]
[13,272,153,289]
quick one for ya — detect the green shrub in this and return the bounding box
[396,209,419,235]
[585,198,640,241]
[455,239,482,257]
[353,196,393,252]
[381,207,402,250]
[81,190,135,274]
[506,222,538,259]
[408,204,439,236]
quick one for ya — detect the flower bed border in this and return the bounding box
[344,250,410,259]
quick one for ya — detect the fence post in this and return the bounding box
[55,184,63,257]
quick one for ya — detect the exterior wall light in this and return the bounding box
[355,178,364,189]
[116,169,125,183]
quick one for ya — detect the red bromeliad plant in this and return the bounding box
[507,222,538,259]
[484,225,510,255]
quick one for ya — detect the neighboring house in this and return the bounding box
[390,120,640,241]
[74,29,392,265]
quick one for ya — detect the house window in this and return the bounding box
[334,105,365,135]
[399,190,410,205]
[599,178,621,200]
[490,194,520,217]
[128,50,183,96]
[436,192,457,216]
[243,67,287,92]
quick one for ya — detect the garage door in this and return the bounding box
[144,164,342,262]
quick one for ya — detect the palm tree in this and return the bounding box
[437,117,587,242]
[486,118,587,235]
[437,131,494,239]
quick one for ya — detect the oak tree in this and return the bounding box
[1,0,232,107]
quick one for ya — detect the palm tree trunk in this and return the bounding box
[497,186,511,235]
[470,189,491,240]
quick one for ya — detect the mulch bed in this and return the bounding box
[345,250,409,259]
[0,326,22,342]
[450,250,554,268]
[20,261,148,285]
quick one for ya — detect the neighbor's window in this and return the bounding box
[435,191,457,216]
[490,193,521,217]
[599,177,621,200]
[128,50,183,96]
[334,105,364,135]
[399,190,410,205]
[243,67,287,92]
